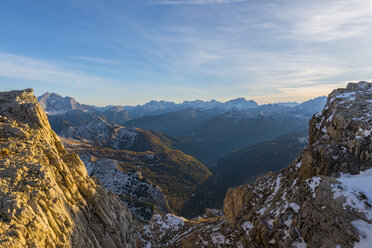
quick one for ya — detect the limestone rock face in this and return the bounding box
[138,81,372,247]
[0,89,134,248]
[304,81,372,178]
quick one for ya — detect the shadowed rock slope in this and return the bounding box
[0,89,134,248]
[137,82,372,247]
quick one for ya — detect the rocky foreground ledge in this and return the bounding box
[0,89,134,247]
[137,81,372,248]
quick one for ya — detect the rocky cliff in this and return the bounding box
[138,81,372,247]
[0,89,134,248]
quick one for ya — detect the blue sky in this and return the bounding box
[0,0,372,106]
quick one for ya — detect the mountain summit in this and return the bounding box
[38,92,94,115]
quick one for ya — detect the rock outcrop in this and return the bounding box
[0,89,134,248]
[138,81,372,247]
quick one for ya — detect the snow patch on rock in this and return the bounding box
[306,177,322,198]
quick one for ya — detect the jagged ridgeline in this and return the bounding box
[0,89,134,247]
[39,92,326,165]
[137,82,372,247]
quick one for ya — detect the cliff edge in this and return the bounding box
[0,89,134,248]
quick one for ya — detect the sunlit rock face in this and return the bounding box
[0,89,134,248]
[138,82,372,248]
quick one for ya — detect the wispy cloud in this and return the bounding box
[141,0,372,83]
[0,53,103,86]
[274,0,372,42]
[67,56,121,65]
[152,0,246,5]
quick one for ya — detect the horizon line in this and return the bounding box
[36,90,327,108]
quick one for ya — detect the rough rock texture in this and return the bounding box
[0,89,134,248]
[303,81,372,178]
[138,81,372,247]
[79,151,171,221]
[60,117,140,151]
[136,210,232,248]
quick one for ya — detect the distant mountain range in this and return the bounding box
[38,92,325,121]
[124,99,326,163]
[38,92,259,119]
[38,92,326,164]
